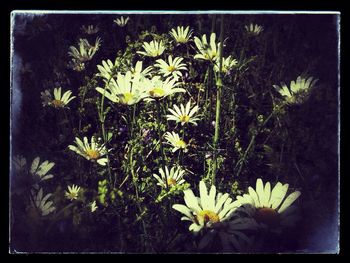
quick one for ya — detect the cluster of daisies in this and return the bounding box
[29,21,318,251]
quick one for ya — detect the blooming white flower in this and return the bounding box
[169,26,193,44]
[214,55,238,74]
[166,100,200,126]
[153,166,186,189]
[273,76,318,104]
[233,178,301,231]
[96,71,148,105]
[30,156,55,182]
[96,59,120,80]
[245,23,264,35]
[154,55,187,80]
[30,188,56,216]
[114,16,130,27]
[41,87,76,108]
[68,37,101,62]
[164,131,187,153]
[194,33,221,61]
[65,184,81,201]
[137,40,165,57]
[172,180,239,232]
[143,76,185,100]
[90,200,98,212]
[130,61,153,81]
[81,25,99,34]
[68,136,108,166]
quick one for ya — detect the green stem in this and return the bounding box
[156,100,165,170]
[212,15,224,185]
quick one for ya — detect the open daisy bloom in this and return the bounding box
[164,131,187,153]
[166,100,200,126]
[245,23,264,35]
[169,26,193,44]
[194,33,221,61]
[96,71,148,105]
[97,59,120,80]
[130,61,153,81]
[154,55,187,80]
[214,55,238,74]
[65,184,81,201]
[68,136,108,166]
[41,87,76,108]
[153,166,186,189]
[233,178,301,231]
[30,188,56,216]
[273,76,318,105]
[30,157,55,183]
[137,40,165,57]
[114,16,130,27]
[172,181,238,232]
[144,76,185,100]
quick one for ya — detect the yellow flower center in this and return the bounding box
[86,149,100,160]
[167,178,177,187]
[179,115,190,123]
[177,37,186,43]
[149,87,165,98]
[175,140,186,149]
[120,92,133,104]
[167,65,176,72]
[255,207,279,227]
[198,210,220,224]
[51,99,64,108]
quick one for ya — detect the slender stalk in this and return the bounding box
[156,100,165,170]
[212,15,224,185]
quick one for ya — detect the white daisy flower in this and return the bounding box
[214,55,238,74]
[153,166,186,189]
[30,156,55,183]
[169,26,193,44]
[30,188,56,216]
[233,178,301,231]
[172,180,243,232]
[137,40,165,58]
[154,55,187,80]
[143,76,185,100]
[41,87,76,108]
[96,71,148,105]
[273,76,318,105]
[114,16,130,27]
[130,61,153,81]
[68,37,101,62]
[194,33,221,61]
[68,136,108,166]
[96,59,120,80]
[65,184,81,201]
[164,131,187,153]
[166,100,200,126]
[90,200,98,213]
[245,23,264,35]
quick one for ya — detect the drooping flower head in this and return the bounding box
[169,26,193,44]
[68,37,101,62]
[137,40,165,58]
[114,16,130,27]
[166,100,200,126]
[233,178,301,232]
[245,23,264,35]
[194,33,221,61]
[164,131,187,153]
[214,55,238,74]
[41,87,76,108]
[68,136,108,166]
[273,76,318,105]
[153,166,186,189]
[154,55,187,80]
[30,188,56,216]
